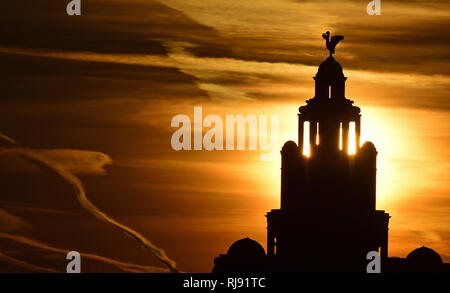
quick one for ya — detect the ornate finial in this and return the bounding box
[322,31,344,57]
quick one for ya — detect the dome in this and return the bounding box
[227,238,266,258]
[281,140,298,154]
[406,246,443,266]
[360,141,377,154]
[317,57,344,80]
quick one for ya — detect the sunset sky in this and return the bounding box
[0,0,449,272]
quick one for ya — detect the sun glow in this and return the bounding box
[348,122,356,155]
[215,103,450,261]
[303,121,310,157]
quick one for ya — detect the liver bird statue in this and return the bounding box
[322,31,344,57]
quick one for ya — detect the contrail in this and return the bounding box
[0,133,179,273]
[0,133,17,146]
[0,232,170,273]
[0,251,60,273]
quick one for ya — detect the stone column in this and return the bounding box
[298,114,304,154]
[356,116,361,152]
[342,121,349,154]
[309,121,317,157]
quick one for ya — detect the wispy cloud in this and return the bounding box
[1,45,448,109]
[0,251,59,273]
[0,209,31,232]
[0,232,170,273]
[0,133,179,273]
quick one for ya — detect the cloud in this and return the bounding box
[0,209,31,232]
[0,0,231,58]
[0,132,179,273]
[0,232,170,273]
[0,251,59,273]
[0,133,17,146]
[34,149,113,175]
[0,0,447,272]
[0,148,112,176]
[160,0,450,75]
[4,44,448,110]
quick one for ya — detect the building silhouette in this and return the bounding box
[212,34,449,273]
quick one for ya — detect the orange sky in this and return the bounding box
[0,0,448,272]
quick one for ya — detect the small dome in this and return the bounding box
[360,141,377,154]
[281,140,298,154]
[407,246,443,266]
[227,238,266,258]
[317,57,344,80]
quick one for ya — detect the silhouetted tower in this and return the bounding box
[266,34,390,271]
[213,34,449,273]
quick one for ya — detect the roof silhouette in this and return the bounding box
[317,57,344,81]
[227,238,266,258]
[407,246,443,266]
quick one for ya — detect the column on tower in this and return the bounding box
[298,114,304,154]
[316,118,339,155]
[355,115,361,152]
[331,77,347,99]
[309,121,317,157]
[333,120,341,152]
[314,76,328,99]
[342,121,349,154]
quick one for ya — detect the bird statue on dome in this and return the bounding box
[322,31,344,57]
